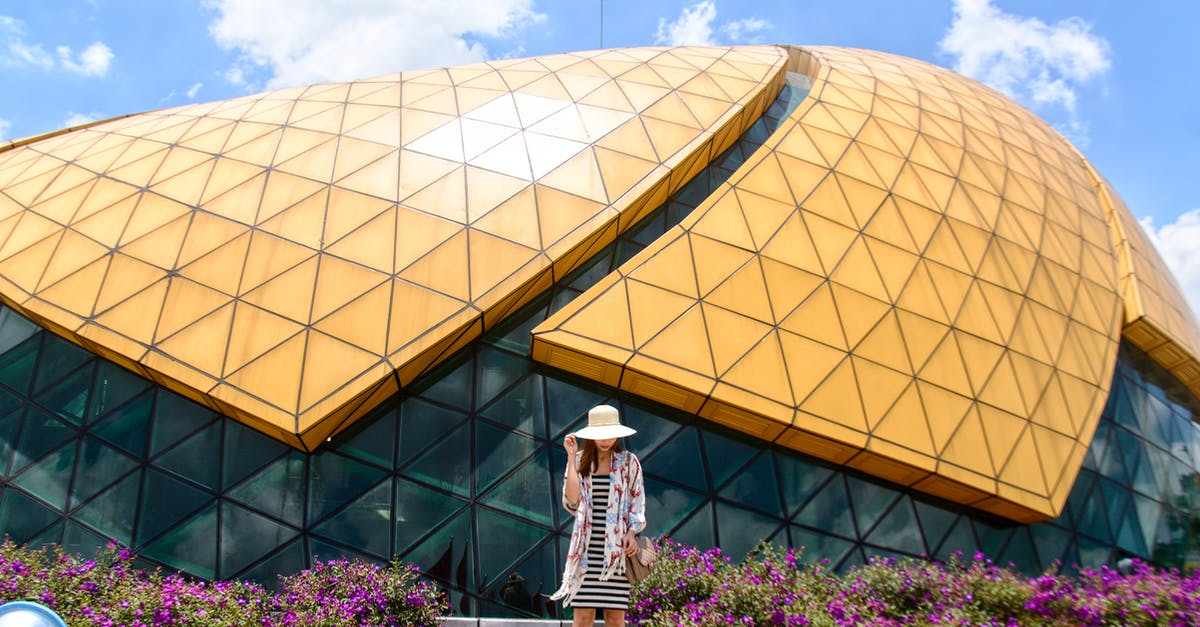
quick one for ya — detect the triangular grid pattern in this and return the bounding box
[0,45,788,450]
[532,46,1131,522]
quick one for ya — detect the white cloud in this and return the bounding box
[2,15,113,76]
[63,112,103,128]
[655,0,717,46]
[1141,211,1200,321]
[58,41,114,76]
[187,82,204,99]
[204,0,544,89]
[0,117,11,143]
[939,0,1109,139]
[654,1,771,47]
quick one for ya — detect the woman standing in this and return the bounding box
[550,404,646,626]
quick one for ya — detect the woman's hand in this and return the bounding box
[622,531,638,556]
[564,433,578,456]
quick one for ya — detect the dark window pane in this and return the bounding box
[846,475,900,537]
[793,475,853,535]
[401,506,474,591]
[476,347,533,411]
[644,427,706,492]
[154,422,222,490]
[226,451,307,525]
[33,334,92,394]
[73,470,141,546]
[222,420,288,488]
[0,487,62,543]
[702,429,758,490]
[643,477,706,537]
[93,390,153,457]
[714,501,783,562]
[13,407,73,475]
[789,525,855,565]
[394,475,467,556]
[479,448,553,527]
[1029,522,1071,568]
[90,361,153,424]
[775,452,833,518]
[480,374,546,439]
[670,501,715,551]
[718,453,783,517]
[311,479,391,559]
[237,538,306,589]
[0,332,38,395]
[11,441,76,511]
[140,503,218,579]
[307,451,386,524]
[864,497,924,556]
[220,501,300,578]
[544,377,606,440]
[403,422,470,498]
[151,391,217,455]
[476,506,546,589]
[71,436,138,508]
[913,498,958,549]
[332,398,397,468]
[397,397,467,468]
[476,422,537,496]
[136,468,213,545]
[36,364,92,425]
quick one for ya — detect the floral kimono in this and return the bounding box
[549,449,646,606]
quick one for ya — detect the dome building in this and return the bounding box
[0,44,1197,617]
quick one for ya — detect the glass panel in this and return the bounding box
[71,436,138,508]
[0,410,18,476]
[714,501,782,561]
[13,407,73,475]
[476,421,537,495]
[93,390,153,457]
[863,497,924,555]
[402,506,475,591]
[0,332,39,395]
[913,498,957,549]
[544,377,606,440]
[972,518,1016,560]
[311,479,391,558]
[227,451,307,525]
[933,516,979,560]
[307,451,387,524]
[140,503,218,579]
[222,420,288,488]
[308,537,380,565]
[483,538,559,617]
[776,453,834,518]
[403,422,471,498]
[671,501,715,550]
[0,487,61,542]
[789,525,855,565]
[702,430,758,490]
[1100,478,1130,543]
[136,468,213,545]
[644,427,706,492]
[395,475,467,555]
[73,470,141,546]
[1115,500,1147,556]
[90,361,153,424]
[998,527,1039,572]
[1029,522,1071,568]
[846,475,900,537]
[0,306,41,354]
[333,398,397,468]
[63,520,111,557]
[479,449,553,527]
[793,475,854,534]
[718,453,782,517]
[151,391,216,455]
[476,506,546,589]
[621,401,683,457]
[413,353,474,406]
[476,347,533,411]
[154,422,221,490]
[238,538,306,589]
[397,396,468,468]
[480,374,546,439]
[219,501,300,578]
[36,364,93,425]
[33,334,92,393]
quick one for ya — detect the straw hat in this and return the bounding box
[574,405,636,440]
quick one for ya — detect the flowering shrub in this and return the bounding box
[0,538,446,626]
[629,539,1200,626]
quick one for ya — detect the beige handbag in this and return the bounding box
[623,535,657,584]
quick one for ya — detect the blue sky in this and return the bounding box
[1,0,1198,312]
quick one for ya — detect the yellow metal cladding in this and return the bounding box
[532,46,1129,523]
[1093,175,1200,396]
[0,45,788,450]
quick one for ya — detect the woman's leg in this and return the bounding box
[572,607,597,627]
[602,609,626,627]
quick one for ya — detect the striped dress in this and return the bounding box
[570,474,631,609]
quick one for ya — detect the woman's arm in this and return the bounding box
[562,434,581,512]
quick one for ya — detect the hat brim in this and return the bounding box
[574,424,637,440]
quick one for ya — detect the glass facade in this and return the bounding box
[0,72,1197,619]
